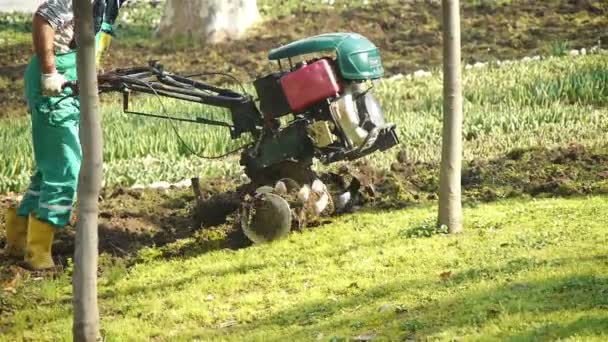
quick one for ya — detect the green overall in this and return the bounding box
[17,19,115,228]
[17,51,81,228]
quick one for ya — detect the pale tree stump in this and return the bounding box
[156,0,260,43]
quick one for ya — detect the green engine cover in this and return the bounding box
[268,32,384,80]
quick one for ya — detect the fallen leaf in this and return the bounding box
[378,304,394,312]
[2,266,24,293]
[218,319,238,329]
[347,282,359,289]
[353,332,377,341]
[395,304,408,313]
[440,271,452,281]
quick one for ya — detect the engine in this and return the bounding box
[241,33,399,184]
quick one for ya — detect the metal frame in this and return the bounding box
[72,61,265,139]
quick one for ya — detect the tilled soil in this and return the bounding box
[1,0,607,118]
[1,143,607,268]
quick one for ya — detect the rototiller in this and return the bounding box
[90,32,399,184]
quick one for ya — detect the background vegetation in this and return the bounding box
[1,49,607,193]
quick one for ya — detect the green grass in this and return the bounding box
[2,195,607,341]
[1,54,607,192]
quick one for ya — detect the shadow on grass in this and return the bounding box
[46,262,268,309]
[223,260,608,340]
[505,316,608,341]
[4,251,606,340]
[97,261,268,302]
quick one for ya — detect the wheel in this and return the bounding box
[240,192,292,243]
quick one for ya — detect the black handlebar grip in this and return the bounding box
[62,81,79,95]
[62,81,77,89]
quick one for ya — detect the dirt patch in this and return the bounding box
[0,143,607,269]
[105,0,608,78]
[1,0,607,118]
[460,143,608,201]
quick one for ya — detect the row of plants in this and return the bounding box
[0,54,606,192]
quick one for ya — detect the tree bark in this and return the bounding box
[156,0,260,43]
[72,0,102,340]
[438,0,463,234]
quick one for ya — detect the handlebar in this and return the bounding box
[55,61,265,139]
[59,62,252,109]
[62,81,78,93]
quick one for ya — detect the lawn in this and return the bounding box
[1,195,607,341]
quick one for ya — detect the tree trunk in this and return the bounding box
[157,0,260,43]
[438,0,463,234]
[73,0,103,340]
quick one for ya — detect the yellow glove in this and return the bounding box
[95,31,113,68]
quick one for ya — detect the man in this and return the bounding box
[2,0,124,270]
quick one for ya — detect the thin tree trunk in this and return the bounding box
[73,0,102,340]
[438,0,463,234]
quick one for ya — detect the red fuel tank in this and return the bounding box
[280,59,343,113]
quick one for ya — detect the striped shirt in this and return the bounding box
[36,0,77,54]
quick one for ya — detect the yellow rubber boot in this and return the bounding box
[24,215,55,270]
[95,31,112,68]
[2,207,28,258]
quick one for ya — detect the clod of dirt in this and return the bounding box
[506,148,526,161]
[195,191,242,228]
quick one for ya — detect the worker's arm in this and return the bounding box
[32,13,56,74]
[33,13,65,95]
[33,0,74,95]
